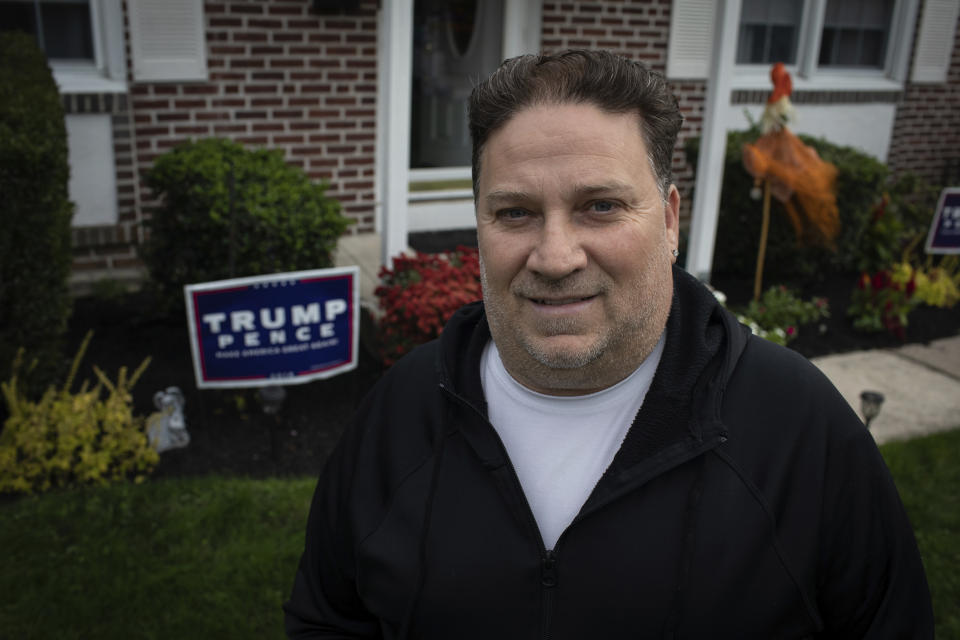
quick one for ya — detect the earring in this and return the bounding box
[671,248,679,258]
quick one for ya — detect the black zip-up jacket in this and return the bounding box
[285,267,933,638]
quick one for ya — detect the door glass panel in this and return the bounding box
[410,0,504,169]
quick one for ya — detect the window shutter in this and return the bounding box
[127,0,207,82]
[911,0,959,83]
[667,0,717,79]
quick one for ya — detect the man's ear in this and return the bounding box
[665,184,680,253]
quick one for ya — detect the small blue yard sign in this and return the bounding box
[925,187,960,255]
[184,267,359,389]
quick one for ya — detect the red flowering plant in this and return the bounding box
[847,269,918,339]
[375,246,482,366]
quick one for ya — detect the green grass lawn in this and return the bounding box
[0,476,315,639]
[1,429,958,638]
[882,428,960,637]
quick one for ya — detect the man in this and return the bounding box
[285,50,933,638]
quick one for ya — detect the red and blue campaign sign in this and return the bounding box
[925,187,960,254]
[184,267,359,389]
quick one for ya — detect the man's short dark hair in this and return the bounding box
[468,49,683,200]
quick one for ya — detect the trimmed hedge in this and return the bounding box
[141,138,351,312]
[0,32,74,396]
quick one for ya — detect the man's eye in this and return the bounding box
[589,200,616,213]
[498,208,528,220]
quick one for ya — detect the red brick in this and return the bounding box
[174,99,208,109]
[229,3,263,14]
[233,32,268,42]
[183,85,220,95]
[246,84,282,93]
[211,45,245,55]
[270,59,305,68]
[248,18,283,28]
[288,19,321,29]
[274,135,305,144]
[251,46,284,55]
[195,111,231,121]
[133,98,171,109]
[251,97,283,107]
[175,125,211,135]
[157,113,190,122]
[230,58,266,68]
[267,4,304,15]
[253,123,285,132]
[210,17,242,27]
[290,71,327,80]
[210,72,246,81]
[214,124,248,133]
[273,32,304,42]
[273,109,305,118]
[291,146,327,156]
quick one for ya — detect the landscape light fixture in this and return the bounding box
[860,390,885,429]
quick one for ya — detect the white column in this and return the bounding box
[684,0,741,282]
[377,0,413,269]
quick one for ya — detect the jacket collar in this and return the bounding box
[436,266,749,476]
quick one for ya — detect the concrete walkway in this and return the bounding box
[811,335,960,444]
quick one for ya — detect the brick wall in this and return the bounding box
[72,0,380,280]
[540,0,704,224]
[888,6,960,188]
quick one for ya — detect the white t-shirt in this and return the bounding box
[480,335,665,550]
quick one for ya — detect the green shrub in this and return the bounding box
[141,138,351,312]
[0,32,74,395]
[686,128,934,284]
[0,333,157,495]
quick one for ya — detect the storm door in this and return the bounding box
[410,0,504,170]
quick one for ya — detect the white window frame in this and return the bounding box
[38,0,129,94]
[731,0,920,92]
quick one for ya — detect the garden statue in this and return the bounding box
[742,62,840,300]
[147,386,190,453]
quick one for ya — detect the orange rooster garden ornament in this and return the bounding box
[742,63,840,300]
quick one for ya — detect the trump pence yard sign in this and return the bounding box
[926,187,960,254]
[184,267,359,389]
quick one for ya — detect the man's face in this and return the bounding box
[476,102,680,396]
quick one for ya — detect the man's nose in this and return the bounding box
[525,214,588,279]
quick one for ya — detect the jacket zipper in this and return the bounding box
[440,383,560,640]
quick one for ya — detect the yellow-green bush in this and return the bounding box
[0,333,158,495]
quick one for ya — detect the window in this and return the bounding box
[818,0,894,68]
[734,0,911,80]
[1,0,127,91]
[736,0,803,65]
[0,0,95,62]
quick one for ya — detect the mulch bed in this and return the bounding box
[61,270,959,482]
